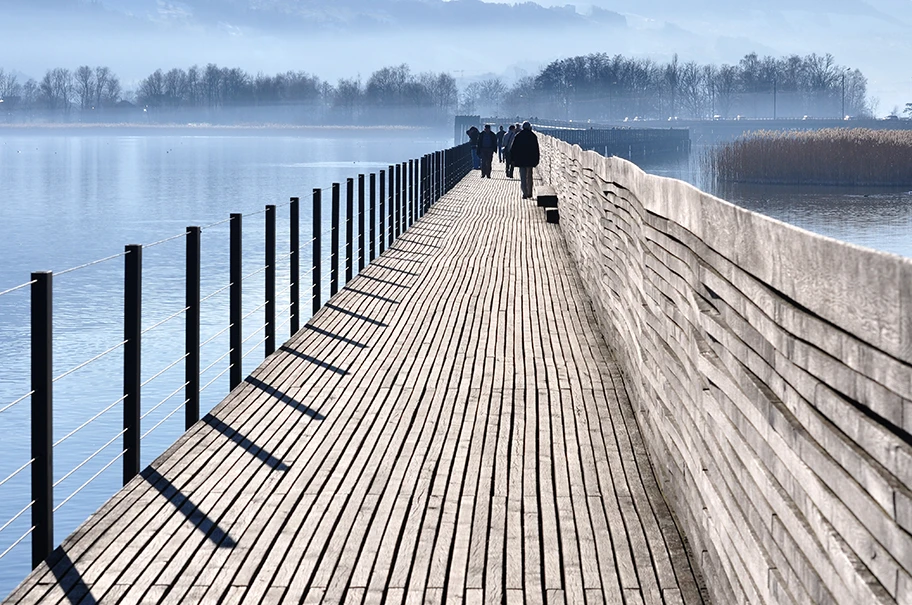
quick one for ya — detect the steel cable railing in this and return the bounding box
[53,450,126,514]
[0,391,33,417]
[0,280,36,299]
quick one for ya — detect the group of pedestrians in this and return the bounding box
[466,121,540,199]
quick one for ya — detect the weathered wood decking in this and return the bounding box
[5,169,707,604]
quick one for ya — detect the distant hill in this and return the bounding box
[0,0,626,31]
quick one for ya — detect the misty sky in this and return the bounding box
[1,0,909,114]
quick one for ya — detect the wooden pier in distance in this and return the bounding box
[5,170,706,604]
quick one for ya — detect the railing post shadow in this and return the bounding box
[265,204,276,357]
[230,213,242,390]
[124,243,142,486]
[311,190,321,315]
[186,226,201,430]
[30,271,53,569]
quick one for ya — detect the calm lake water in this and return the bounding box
[1,130,910,597]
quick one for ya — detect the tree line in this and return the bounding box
[0,52,874,124]
[488,52,873,121]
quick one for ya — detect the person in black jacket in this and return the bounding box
[510,121,540,198]
[477,124,498,178]
[466,125,481,170]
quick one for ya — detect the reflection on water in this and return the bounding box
[0,128,448,597]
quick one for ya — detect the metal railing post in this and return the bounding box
[30,271,53,569]
[358,174,365,271]
[230,213,242,390]
[186,227,201,430]
[408,159,414,228]
[379,170,387,255]
[388,166,394,246]
[124,244,142,486]
[369,173,377,262]
[312,189,321,315]
[346,178,354,283]
[265,204,276,357]
[290,196,300,334]
[331,183,340,296]
[394,164,402,239]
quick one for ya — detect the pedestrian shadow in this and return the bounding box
[47,550,97,605]
[202,416,289,471]
[304,324,368,347]
[141,468,237,548]
[246,374,327,420]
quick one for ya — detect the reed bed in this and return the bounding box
[706,128,912,186]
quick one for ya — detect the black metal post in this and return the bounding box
[394,164,402,239]
[379,170,386,255]
[402,162,408,233]
[124,244,142,486]
[265,204,276,357]
[408,159,414,228]
[290,197,300,334]
[346,177,354,283]
[311,189,321,315]
[30,271,52,569]
[331,183,340,296]
[387,166,394,246]
[358,174,365,271]
[230,213,242,390]
[186,226,200,431]
[369,173,377,262]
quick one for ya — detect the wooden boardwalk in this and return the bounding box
[5,169,707,604]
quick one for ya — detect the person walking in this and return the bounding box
[466,125,481,170]
[510,121,540,198]
[496,125,506,162]
[502,124,517,178]
[477,124,498,178]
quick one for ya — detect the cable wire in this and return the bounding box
[144,232,187,249]
[202,216,233,230]
[199,365,232,395]
[54,396,126,448]
[142,306,189,336]
[200,282,231,304]
[53,340,128,383]
[0,459,34,491]
[243,336,269,360]
[0,527,33,563]
[54,450,126,513]
[54,429,126,488]
[200,349,232,377]
[200,324,232,350]
[241,323,268,345]
[0,391,34,416]
[0,280,36,299]
[142,398,189,441]
[56,251,128,277]
[0,501,33,537]
[141,354,189,388]
[243,265,269,282]
[243,301,268,321]
[141,382,190,422]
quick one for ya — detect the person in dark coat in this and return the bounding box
[466,125,481,170]
[496,125,506,162]
[477,124,498,178]
[510,121,540,198]
[502,124,517,178]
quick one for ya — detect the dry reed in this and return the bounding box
[707,128,912,186]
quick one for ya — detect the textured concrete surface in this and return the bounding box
[540,136,912,605]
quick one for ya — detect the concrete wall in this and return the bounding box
[539,135,912,604]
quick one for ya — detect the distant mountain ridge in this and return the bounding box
[0,0,627,30]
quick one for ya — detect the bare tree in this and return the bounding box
[74,65,95,110]
[39,68,73,112]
